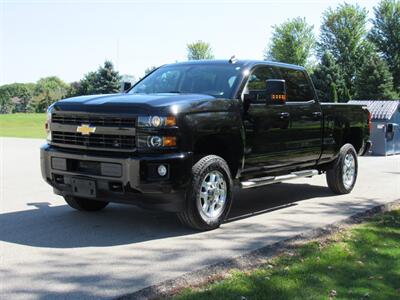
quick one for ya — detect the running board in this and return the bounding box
[240,169,319,189]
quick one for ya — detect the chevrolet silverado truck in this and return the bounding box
[41,59,371,230]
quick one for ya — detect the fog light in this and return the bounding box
[157,164,167,177]
[51,157,67,171]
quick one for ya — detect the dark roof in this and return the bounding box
[164,59,305,71]
[349,100,400,120]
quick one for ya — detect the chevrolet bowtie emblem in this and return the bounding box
[76,124,96,135]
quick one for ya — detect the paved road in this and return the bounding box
[1,137,399,299]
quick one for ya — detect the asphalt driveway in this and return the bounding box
[1,137,399,299]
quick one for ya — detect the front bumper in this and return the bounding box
[40,144,193,212]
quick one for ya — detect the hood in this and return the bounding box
[52,93,220,115]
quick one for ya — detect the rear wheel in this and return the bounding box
[64,196,109,211]
[177,155,233,231]
[326,144,358,194]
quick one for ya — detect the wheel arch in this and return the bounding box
[192,133,243,178]
[343,127,364,154]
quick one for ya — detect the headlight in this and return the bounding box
[150,116,162,127]
[148,136,163,147]
[45,107,53,142]
[137,115,176,127]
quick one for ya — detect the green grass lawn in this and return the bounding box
[174,210,400,300]
[0,113,46,139]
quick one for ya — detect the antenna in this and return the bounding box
[229,55,237,64]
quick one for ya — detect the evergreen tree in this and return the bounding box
[187,41,214,60]
[369,0,400,93]
[77,71,97,96]
[343,86,351,101]
[318,3,371,97]
[311,52,346,102]
[354,54,398,99]
[71,61,121,96]
[265,17,315,66]
[95,61,121,94]
[66,81,81,98]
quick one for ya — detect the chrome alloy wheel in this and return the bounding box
[197,170,227,219]
[342,153,356,189]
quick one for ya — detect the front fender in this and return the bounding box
[181,109,244,178]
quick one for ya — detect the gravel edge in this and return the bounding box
[117,199,400,300]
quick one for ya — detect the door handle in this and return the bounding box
[278,112,290,119]
[312,111,322,118]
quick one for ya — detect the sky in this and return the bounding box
[0,0,380,85]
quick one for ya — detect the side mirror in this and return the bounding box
[120,81,132,93]
[266,79,286,105]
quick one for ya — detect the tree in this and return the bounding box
[69,61,121,96]
[93,61,121,94]
[343,86,352,101]
[66,81,81,98]
[354,54,398,99]
[265,17,315,66]
[0,83,34,113]
[330,83,338,103]
[75,71,96,96]
[311,52,346,102]
[369,0,400,93]
[0,89,13,114]
[318,3,371,97]
[31,77,69,112]
[187,40,214,60]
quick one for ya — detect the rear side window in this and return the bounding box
[279,68,314,102]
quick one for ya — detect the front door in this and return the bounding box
[242,66,292,173]
[242,65,322,175]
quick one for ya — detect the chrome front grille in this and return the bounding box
[50,113,136,151]
[52,131,136,150]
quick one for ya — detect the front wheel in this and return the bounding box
[64,196,109,211]
[326,144,358,194]
[177,155,233,231]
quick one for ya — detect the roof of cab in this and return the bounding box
[164,59,306,71]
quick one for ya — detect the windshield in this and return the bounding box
[130,64,242,98]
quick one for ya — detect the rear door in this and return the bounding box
[279,67,322,165]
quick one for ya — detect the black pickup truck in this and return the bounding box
[41,59,371,230]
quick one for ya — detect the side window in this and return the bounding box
[279,68,314,102]
[245,67,281,102]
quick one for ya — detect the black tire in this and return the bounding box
[64,196,109,211]
[177,155,233,231]
[326,144,358,194]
